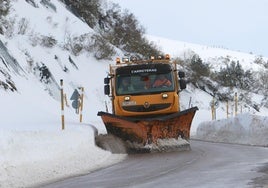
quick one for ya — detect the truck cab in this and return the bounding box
[104,55,186,117]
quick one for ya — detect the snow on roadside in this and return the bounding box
[195,113,268,146]
[0,124,126,188]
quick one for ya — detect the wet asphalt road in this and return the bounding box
[42,140,268,188]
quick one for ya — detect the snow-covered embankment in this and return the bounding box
[195,113,268,146]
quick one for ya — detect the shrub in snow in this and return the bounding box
[40,35,57,48]
[91,34,115,60]
[0,67,16,91]
[17,18,29,35]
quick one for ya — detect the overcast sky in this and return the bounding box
[111,0,268,57]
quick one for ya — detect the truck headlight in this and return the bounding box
[162,93,168,99]
[124,96,130,101]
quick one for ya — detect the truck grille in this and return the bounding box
[122,103,171,112]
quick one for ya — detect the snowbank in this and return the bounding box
[0,124,126,188]
[195,113,268,146]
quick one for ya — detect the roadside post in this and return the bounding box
[226,101,229,118]
[234,92,238,116]
[210,97,215,120]
[60,79,65,130]
[64,93,69,107]
[79,87,84,123]
[210,97,218,120]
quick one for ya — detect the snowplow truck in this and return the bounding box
[97,54,198,153]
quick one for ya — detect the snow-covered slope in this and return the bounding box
[147,34,268,71]
[0,0,111,125]
[0,1,267,187]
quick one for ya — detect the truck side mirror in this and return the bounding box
[178,71,185,78]
[104,77,110,84]
[179,79,186,90]
[104,85,110,95]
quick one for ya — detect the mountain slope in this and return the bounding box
[0,0,267,127]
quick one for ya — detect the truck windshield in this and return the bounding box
[116,72,175,95]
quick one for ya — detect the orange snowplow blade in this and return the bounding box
[97,107,198,147]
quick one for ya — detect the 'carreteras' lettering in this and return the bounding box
[131,69,157,74]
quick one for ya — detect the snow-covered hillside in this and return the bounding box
[0,1,267,187]
[148,35,268,71]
